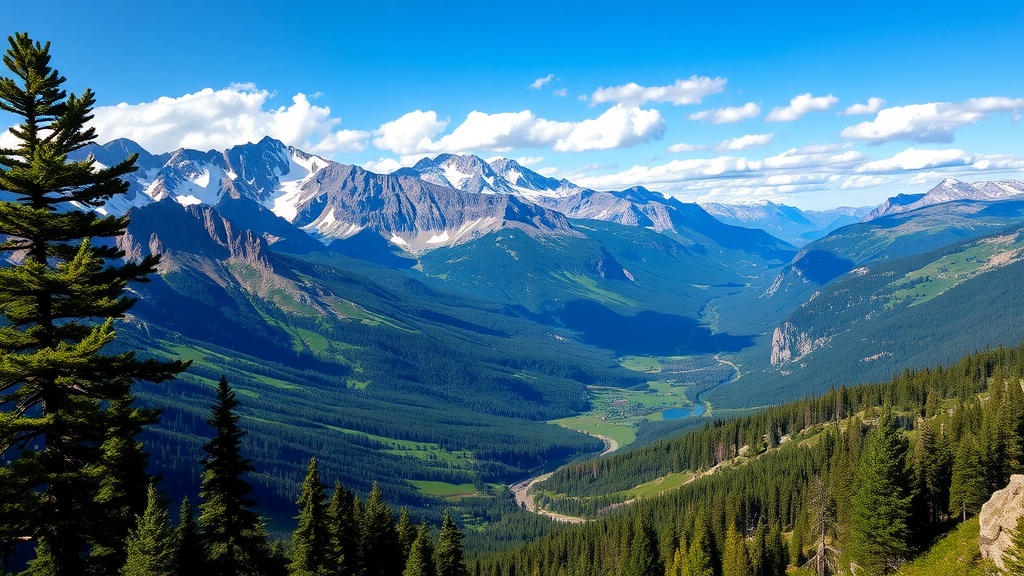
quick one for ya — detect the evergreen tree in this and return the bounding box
[177,496,202,575]
[326,481,359,576]
[403,523,436,576]
[721,523,750,576]
[290,457,330,576]
[197,376,271,576]
[850,412,915,575]
[686,520,715,576]
[121,484,177,576]
[434,511,468,576]
[947,433,988,521]
[90,396,161,575]
[621,516,660,576]
[0,33,187,574]
[358,482,401,576]
[397,508,418,564]
[1003,513,1024,576]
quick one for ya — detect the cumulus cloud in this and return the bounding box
[766,93,839,122]
[667,142,707,153]
[840,97,886,116]
[688,102,761,124]
[841,175,887,189]
[371,105,665,155]
[372,110,450,156]
[856,147,975,172]
[840,97,1024,143]
[590,76,726,107]
[714,133,774,152]
[90,85,369,155]
[529,74,556,90]
[553,88,568,97]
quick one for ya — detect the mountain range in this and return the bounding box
[57,135,1024,519]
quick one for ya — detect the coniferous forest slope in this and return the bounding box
[3,31,1024,576]
[55,134,1024,529]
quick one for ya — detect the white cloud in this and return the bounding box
[529,74,556,90]
[516,156,544,166]
[688,102,761,124]
[575,156,761,190]
[553,88,568,97]
[0,128,17,149]
[371,105,665,155]
[89,86,369,155]
[714,133,774,152]
[372,110,450,155]
[840,97,1024,143]
[840,97,886,116]
[553,106,665,152]
[577,94,588,102]
[766,93,839,122]
[856,147,975,172]
[841,175,887,189]
[590,76,726,107]
[362,157,405,174]
[667,142,707,153]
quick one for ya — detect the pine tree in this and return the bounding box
[434,511,468,576]
[90,396,161,575]
[177,496,202,575]
[621,516,660,576]
[358,482,401,576]
[403,523,436,576]
[721,522,750,576]
[197,376,271,576]
[850,412,915,575]
[0,33,187,574]
[1003,513,1024,576]
[326,481,359,576]
[686,520,715,576]
[290,457,330,576]
[121,484,177,576]
[397,508,418,565]
[948,433,988,521]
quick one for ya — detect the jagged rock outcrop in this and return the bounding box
[979,474,1024,569]
[770,321,819,366]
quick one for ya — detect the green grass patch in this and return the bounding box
[551,379,700,448]
[323,426,475,470]
[550,415,636,447]
[409,480,482,500]
[886,234,1024,309]
[556,272,639,307]
[618,356,662,373]
[896,517,995,576]
[625,470,695,499]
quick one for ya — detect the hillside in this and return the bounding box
[473,343,1024,575]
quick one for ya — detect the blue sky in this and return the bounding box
[4,1,1023,209]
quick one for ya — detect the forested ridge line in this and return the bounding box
[474,342,1024,575]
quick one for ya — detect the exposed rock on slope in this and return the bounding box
[979,473,1024,570]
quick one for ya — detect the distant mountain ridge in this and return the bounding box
[74,138,793,261]
[699,200,872,246]
[864,177,1024,221]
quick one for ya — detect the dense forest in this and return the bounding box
[2,29,1024,576]
[473,344,1024,575]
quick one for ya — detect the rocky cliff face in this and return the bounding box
[770,321,824,366]
[979,473,1024,570]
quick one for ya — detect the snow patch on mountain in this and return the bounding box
[865,178,1024,221]
[269,150,328,222]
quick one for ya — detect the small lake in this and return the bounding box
[661,403,706,420]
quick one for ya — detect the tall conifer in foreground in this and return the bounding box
[197,376,271,575]
[121,483,177,576]
[290,457,329,576]
[434,511,468,576]
[358,482,401,576]
[403,523,436,576]
[850,412,914,575]
[0,33,187,574]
